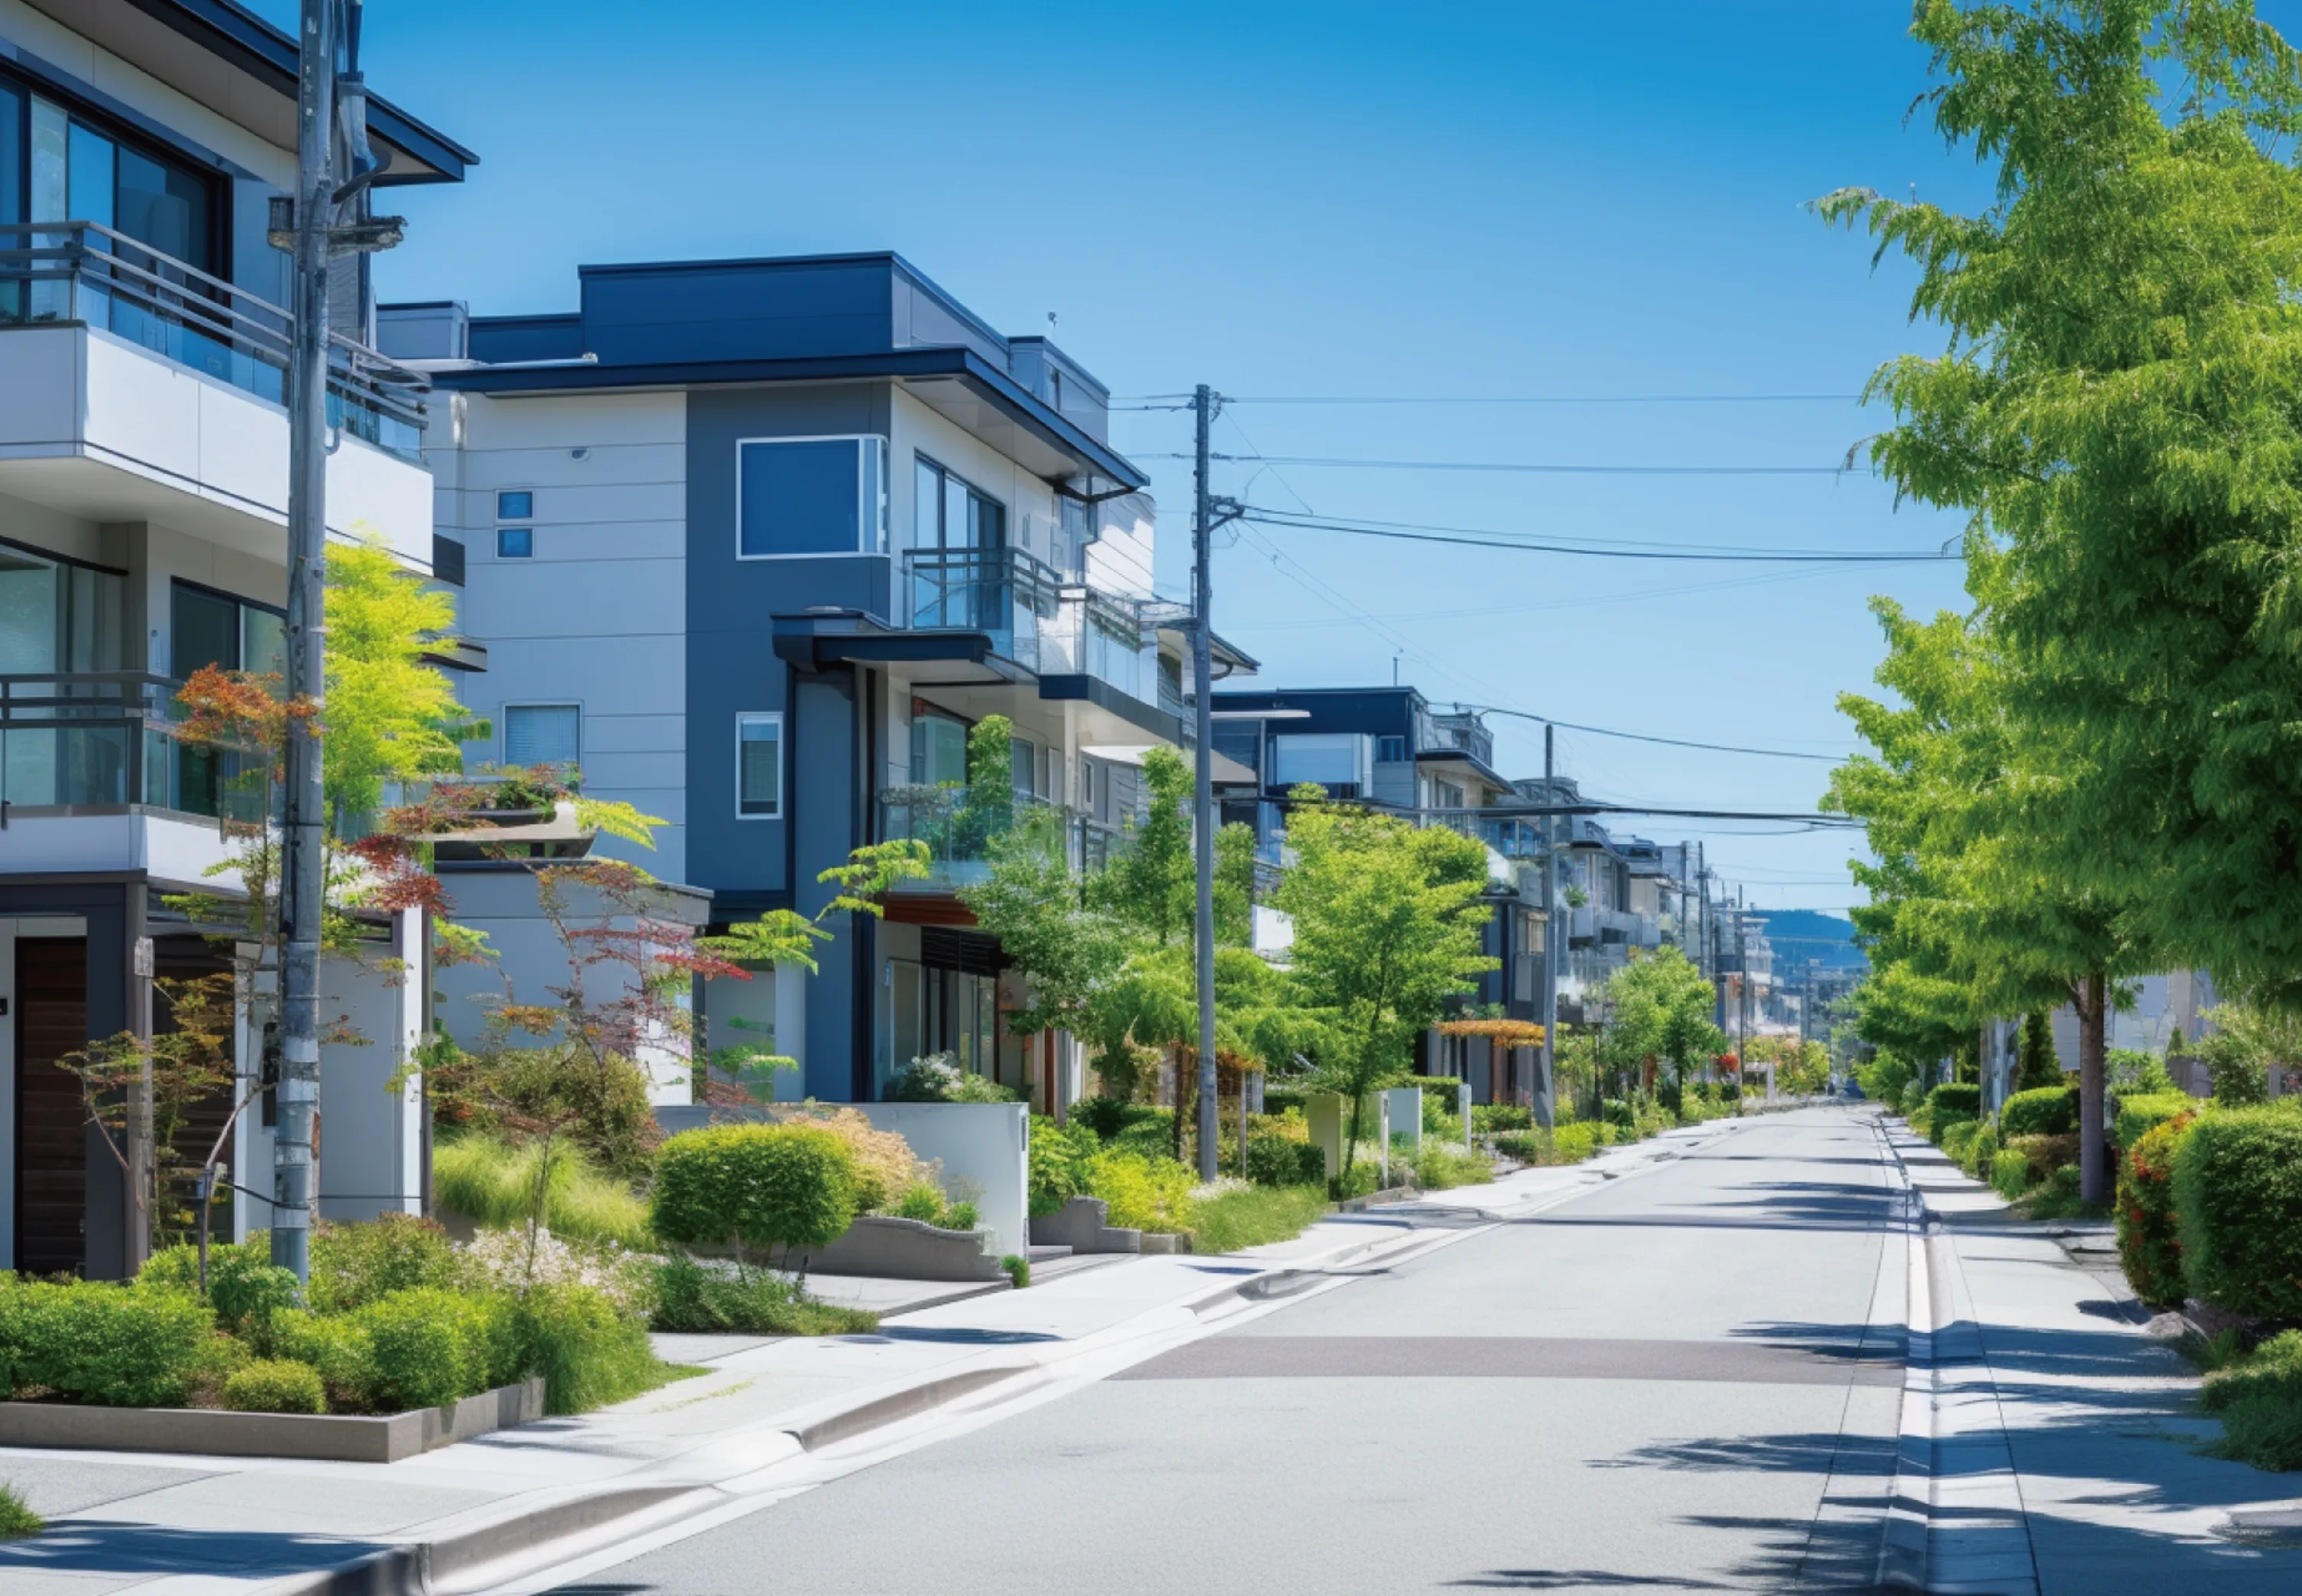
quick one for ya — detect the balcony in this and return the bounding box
[0,223,435,568]
[877,783,1123,891]
[903,546,1153,703]
[0,671,258,883]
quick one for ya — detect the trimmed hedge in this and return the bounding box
[2116,1109,2198,1309]
[2172,1107,2302,1320]
[2000,1086,2078,1139]
[0,1278,216,1407]
[1930,1083,1983,1117]
[2116,1092,2197,1152]
[1245,1136,1326,1188]
[223,1358,326,1414]
[651,1124,860,1266]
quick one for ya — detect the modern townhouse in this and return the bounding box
[1207,685,1553,1104]
[383,252,1245,1117]
[0,0,472,1277]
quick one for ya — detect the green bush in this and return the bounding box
[1491,1129,1546,1162]
[1930,1083,1982,1117]
[511,1283,666,1416]
[431,1135,655,1250]
[267,1310,375,1408]
[2197,1031,2272,1106]
[1992,1149,2035,1201]
[1410,1077,1464,1126]
[223,1358,326,1415]
[1941,1119,1982,1165]
[1964,1124,1999,1182]
[2201,1330,2302,1472]
[1472,1103,1533,1134]
[1412,1142,1494,1191]
[650,1258,878,1336]
[0,1278,215,1407]
[936,1202,980,1232]
[0,1481,41,1539]
[2116,1092,2198,1152]
[892,1182,945,1222]
[1109,1111,1181,1162]
[1189,1185,1327,1252]
[1001,1254,1030,1289]
[1028,1115,1100,1215]
[308,1215,471,1314]
[1084,1149,1195,1232]
[2117,1109,2199,1309]
[2173,1107,2302,1320]
[1071,1096,1164,1143]
[1245,1135,1326,1188]
[2019,1163,2090,1219]
[1331,1159,1383,1199]
[2000,1086,2079,1139]
[2107,1047,2178,1096]
[138,1238,300,1334]
[650,1124,860,1268]
[353,1287,513,1412]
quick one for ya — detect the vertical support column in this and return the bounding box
[124,882,152,1278]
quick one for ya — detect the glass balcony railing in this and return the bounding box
[0,221,430,460]
[878,783,1126,888]
[902,546,1155,704]
[0,671,268,823]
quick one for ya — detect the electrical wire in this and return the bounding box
[1454,704,1849,763]
[1114,392,1865,407]
[1146,451,1856,477]
[1242,508,1952,564]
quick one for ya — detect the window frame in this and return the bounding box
[496,526,533,559]
[734,711,783,820]
[912,453,1005,556]
[0,66,226,277]
[502,701,582,772]
[735,434,888,562]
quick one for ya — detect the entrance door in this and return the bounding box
[15,938,87,1276]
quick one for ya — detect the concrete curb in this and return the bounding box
[1876,1149,1936,1593]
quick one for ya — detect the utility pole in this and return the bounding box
[1537,724,1557,1131]
[1735,889,1749,1061]
[1192,384,1219,1182]
[275,0,398,1283]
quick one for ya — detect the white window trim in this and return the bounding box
[494,488,536,523]
[735,711,784,820]
[734,435,889,562]
[503,701,582,770]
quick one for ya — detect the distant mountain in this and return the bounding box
[1751,910,1868,971]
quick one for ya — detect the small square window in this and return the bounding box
[505,704,580,769]
[1376,735,1408,763]
[497,527,533,559]
[496,490,533,520]
[737,713,782,818]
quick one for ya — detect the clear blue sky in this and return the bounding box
[270,0,2301,920]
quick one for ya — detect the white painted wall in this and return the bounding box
[856,1101,1029,1261]
[314,910,425,1223]
[0,813,239,888]
[437,393,690,882]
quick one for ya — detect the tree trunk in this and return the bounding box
[2078,971,2109,1205]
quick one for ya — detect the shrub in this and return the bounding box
[1552,1123,1601,1164]
[1029,1115,1100,1215]
[1992,1149,2035,1201]
[0,1481,41,1539]
[138,1238,299,1335]
[889,1052,1015,1103]
[651,1258,877,1336]
[353,1287,513,1412]
[1085,1149,1196,1233]
[1472,1103,1533,1134]
[308,1214,471,1314]
[2000,1086,2079,1139]
[2173,1107,2302,1320]
[223,1359,327,1415]
[770,1105,934,1216]
[1412,1143,1494,1191]
[892,1182,946,1223]
[1072,1096,1163,1143]
[2116,1092,2198,1152]
[1941,1119,1982,1165]
[1109,1110,1181,1162]
[2002,1133,2078,1190]
[267,1309,376,1409]
[2116,1110,2198,1309]
[1189,1185,1327,1252]
[937,1202,980,1232]
[650,1124,861,1269]
[0,1278,215,1407]
[2107,1047,2178,1096]
[1001,1255,1030,1289]
[431,1135,654,1251]
[2201,1330,2302,1472]
[1964,1124,1999,1182]
[1930,1083,1981,1116]
[1492,1130,1546,1163]
[1411,1077,1464,1126]
[2018,1164,2090,1219]
[2197,1030,2271,1106]
[510,1283,665,1416]
[1245,1135,1327,1188]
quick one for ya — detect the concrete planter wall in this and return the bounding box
[1028,1195,1140,1255]
[0,1377,546,1464]
[802,1213,1005,1281]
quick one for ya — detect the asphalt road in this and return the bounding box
[550,1108,1907,1596]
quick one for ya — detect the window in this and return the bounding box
[911,708,969,786]
[170,580,282,679]
[738,437,887,558]
[496,490,533,520]
[912,456,1004,555]
[0,77,218,272]
[505,704,580,770]
[1375,735,1408,763]
[1272,733,1370,790]
[496,527,533,559]
[736,713,782,818]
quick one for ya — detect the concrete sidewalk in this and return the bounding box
[1884,1120,2302,1595]
[0,1122,1726,1596]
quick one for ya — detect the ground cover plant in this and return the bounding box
[0,1481,40,1539]
[1189,1183,1328,1253]
[2198,1331,2302,1473]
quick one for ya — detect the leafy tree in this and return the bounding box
[322,537,486,824]
[1093,745,1196,946]
[2015,1011,2062,1091]
[1597,947,1724,1102]
[1275,789,1496,1170]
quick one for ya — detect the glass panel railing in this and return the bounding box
[0,221,429,460]
[0,671,268,820]
[879,783,1128,886]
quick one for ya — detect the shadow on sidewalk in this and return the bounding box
[0,1521,394,1580]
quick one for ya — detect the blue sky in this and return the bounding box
[269,0,2280,921]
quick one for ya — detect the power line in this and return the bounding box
[1457,703,1849,763]
[1245,508,1954,565]
[1149,451,1857,477]
[1114,392,1865,407]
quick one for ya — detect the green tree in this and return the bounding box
[2015,1011,2062,1091]
[1598,946,1724,1103]
[322,536,486,825]
[1275,790,1496,1170]
[1093,745,1195,945]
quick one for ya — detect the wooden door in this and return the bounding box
[16,938,88,1276]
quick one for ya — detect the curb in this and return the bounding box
[1876,1151,1936,1593]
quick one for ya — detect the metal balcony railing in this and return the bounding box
[902,546,1153,702]
[0,221,430,460]
[0,671,269,824]
[877,783,1127,886]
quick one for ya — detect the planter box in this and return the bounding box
[803,1213,1006,1282]
[0,1377,546,1464]
[1029,1195,1140,1255]
[1137,1231,1192,1255]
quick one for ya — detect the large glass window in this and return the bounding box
[737,437,886,558]
[913,456,1004,554]
[910,711,968,786]
[736,712,782,818]
[505,704,581,770]
[0,81,216,270]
